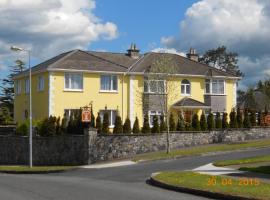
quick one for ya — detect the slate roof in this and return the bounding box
[172,97,210,108]
[14,49,240,78]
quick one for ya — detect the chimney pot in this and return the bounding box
[127,43,140,59]
[187,48,199,62]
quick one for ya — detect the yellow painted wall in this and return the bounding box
[226,79,235,114]
[14,72,49,123]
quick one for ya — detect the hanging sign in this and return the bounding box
[82,107,91,122]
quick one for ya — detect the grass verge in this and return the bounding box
[214,155,270,167]
[240,166,270,175]
[132,139,270,162]
[0,165,76,173]
[153,171,270,200]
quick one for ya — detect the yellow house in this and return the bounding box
[13,45,240,128]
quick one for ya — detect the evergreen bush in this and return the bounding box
[215,112,222,129]
[90,107,95,128]
[191,113,200,131]
[250,110,256,126]
[15,122,28,136]
[222,112,229,129]
[236,107,243,128]
[151,115,160,134]
[243,109,251,128]
[169,113,176,132]
[159,115,167,132]
[132,116,140,134]
[61,114,68,134]
[123,117,131,134]
[113,115,123,134]
[229,109,238,128]
[207,113,215,131]
[56,117,61,135]
[176,114,185,131]
[102,112,110,134]
[142,114,151,134]
[200,112,207,131]
[96,112,102,134]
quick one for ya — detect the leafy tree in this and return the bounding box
[176,114,185,131]
[222,112,229,129]
[200,112,207,131]
[123,117,131,134]
[0,60,26,121]
[132,116,140,134]
[215,112,222,129]
[96,112,102,134]
[0,106,13,125]
[169,113,176,132]
[159,115,167,133]
[141,114,151,134]
[250,110,256,126]
[236,107,243,128]
[207,113,215,131]
[229,109,238,128]
[113,115,123,134]
[199,46,243,76]
[191,113,200,131]
[102,112,110,134]
[243,109,251,128]
[151,115,160,134]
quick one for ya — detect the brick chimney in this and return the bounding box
[127,43,140,59]
[186,48,199,62]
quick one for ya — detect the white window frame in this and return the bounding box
[181,79,191,96]
[100,110,117,128]
[144,80,166,94]
[148,110,162,127]
[25,78,29,94]
[205,79,226,95]
[15,80,21,95]
[64,73,83,91]
[100,75,118,92]
[37,75,45,91]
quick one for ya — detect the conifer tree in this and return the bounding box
[236,107,243,128]
[159,115,167,133]
[229,109,238,128]
[215,112,222,129]
[151,115,160,134]
[243,109,251,128]
[222,112,229,129]
[176,114,185,131]
[250,110,256,127]
[113,115,123,134]
[123,117,131,134]
[141,114,151,134]
[169,113,176,132]
[96,112,102,134]
[200,112,207,131]
[102,112,110,134]
[192,113,200,131]
[207,113,215,131]
[132,116,140,134]
[90,106,95,128]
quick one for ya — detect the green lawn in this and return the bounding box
[132,139,270,162]
[214,155,270,167]
[0,165,76,172]
[240,166,270,175]
[153,171,270,200]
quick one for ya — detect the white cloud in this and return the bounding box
[0,0,118,60]
[151,47,186,57]
[161,0,270,88]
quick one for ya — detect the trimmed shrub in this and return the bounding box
[151,115,160,134]
[61,114,68,133]
[215,112,222,129]
[207,113,215,131]
[250,110,256,126]
[169,113,176,132]
[123,117,131,134]
[200,112,207,131]
[160,115,167,132]
[191,113,200,131]
[222,112,229,129]
[15,122,28,136]
[141,114,151,134]
[176,114,185,131]
[132,116,140,134]
[102,111,110,134]
[243,109,251,128]
[39,116,57,136]
[229,109,238,128]
[96,112,102,134]
[56,117,61,135]
[113,115,123,134]
[236,107,243,128]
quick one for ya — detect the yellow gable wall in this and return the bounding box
[14,72,49,123]
[51,72,129,122]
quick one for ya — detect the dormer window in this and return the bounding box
[205,79,225,95]
[181,79,191,95]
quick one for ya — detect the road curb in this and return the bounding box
[0,168,77,174]
[149,173,260,200]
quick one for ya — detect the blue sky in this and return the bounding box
[0,0,270,90]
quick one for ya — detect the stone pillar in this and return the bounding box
[84,128,97,164]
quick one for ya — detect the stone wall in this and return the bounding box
[1,127,270,165]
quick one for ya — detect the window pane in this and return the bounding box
[212,80,218,94]
[25,78,29,93]
[149,81,157,93]
[205,80,210,93]
[65,74,70,89]
[186,85,190,94]
[181,85,185,94]
[101,75,111,90]
[111,111,117,126]
[158,81,165,93]
[112,76,117,90]
[218,80,224,94]
[144,81,149,92]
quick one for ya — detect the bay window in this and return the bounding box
[64,73,83,90]
[144,80,165,93]
[205,79,225,95]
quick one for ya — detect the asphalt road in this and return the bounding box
[0,147,269,200]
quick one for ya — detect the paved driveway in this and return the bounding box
[0,147,269,200]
